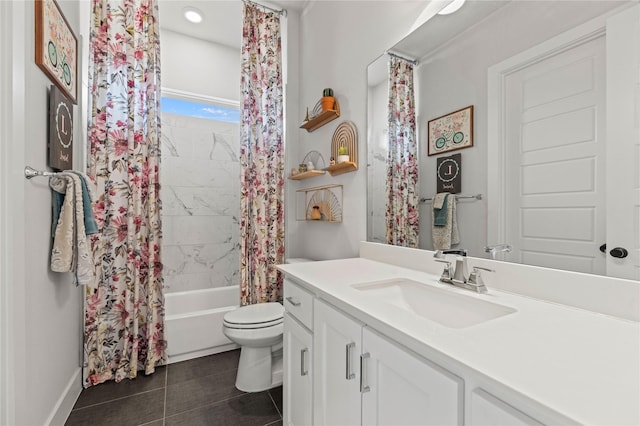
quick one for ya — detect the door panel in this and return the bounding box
[504,35,606,275]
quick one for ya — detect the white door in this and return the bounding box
[605,5,640,280]
[504,35,607,275]
[313,299,362,426]
[283,313,313,426]
[490,7,640,280]
[361,327,463,426]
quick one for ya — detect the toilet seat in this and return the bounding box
[223,302,284,330]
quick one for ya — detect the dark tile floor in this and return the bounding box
[65,349,283,426]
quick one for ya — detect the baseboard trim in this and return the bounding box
[46,368,82,426]
[168,343,239,364]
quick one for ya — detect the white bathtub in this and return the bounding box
[165,286,240,363]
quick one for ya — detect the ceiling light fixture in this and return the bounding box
[183,7,204,24]
[438,0,466,15]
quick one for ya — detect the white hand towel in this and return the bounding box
[50,174,96,286]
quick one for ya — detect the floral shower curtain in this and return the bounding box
[239,2,285,306]
[84,0,165,387]
[385,56,419,247]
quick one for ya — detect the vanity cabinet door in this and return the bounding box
[361,327,463,426]
[469,388,543,426]
[283,313,313,426]
[313,299,363,426]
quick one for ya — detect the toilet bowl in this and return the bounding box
[222,258,313,392]
[223,302,285,392]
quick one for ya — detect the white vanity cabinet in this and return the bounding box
[313,298,363,425]
[314,298,463,426]
[362,327,463,425]
[283,313,313,426]
[469,388,543,426]
[283,279,314,426]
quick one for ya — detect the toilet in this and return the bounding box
[222,257,313,392]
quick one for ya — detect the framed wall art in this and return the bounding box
[35,0,78,104]
[427,105,473,156]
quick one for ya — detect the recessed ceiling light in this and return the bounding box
[183,7,204,23]
[438,0,466,15]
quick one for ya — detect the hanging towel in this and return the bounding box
[433,193,449,227]
[432,193,460,250]
[52,172,98,236]
[70,171,98,235]
[50,174,96,286]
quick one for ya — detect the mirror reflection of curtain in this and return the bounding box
[85,0,166,387]
[239,2,285,305]
[385,56,419,247]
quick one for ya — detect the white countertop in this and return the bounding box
[278,256,640,425]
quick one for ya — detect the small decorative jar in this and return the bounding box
[298,163,308,173]
[310,205,322,220]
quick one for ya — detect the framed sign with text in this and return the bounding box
[436,153,461,194]
[48,85,73,171]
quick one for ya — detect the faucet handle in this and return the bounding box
[434,259,453,282]
[468,266,494,288]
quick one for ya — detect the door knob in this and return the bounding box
[609,247,628,259]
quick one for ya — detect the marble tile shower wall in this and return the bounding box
[161,113,240,293]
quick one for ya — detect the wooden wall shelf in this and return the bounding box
[300,100,340,132]
[288,170,326,180]
[327,161,358,176]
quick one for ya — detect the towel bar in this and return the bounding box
[24,166,65,179]
[419,193,482,203]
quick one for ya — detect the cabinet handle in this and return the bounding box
[300,348,308,376]
[285,296,301,307]
[345,342,356,380]
[360,352,371,393]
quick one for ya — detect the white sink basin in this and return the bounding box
[352,278,516,328]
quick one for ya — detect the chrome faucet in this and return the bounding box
[484,244,512,260]
[434,249,468,282]
[433,249,492,293]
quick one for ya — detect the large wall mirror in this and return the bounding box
[367,0,639,280]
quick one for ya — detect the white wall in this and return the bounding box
[290,1,429,260]
[3,1,86,424]
[161,29,240,101]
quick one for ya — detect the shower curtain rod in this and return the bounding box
[386,51,419,66]
[243,0,287,16]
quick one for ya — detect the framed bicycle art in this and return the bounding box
[427,105,473,156]
[35,0,78,104]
